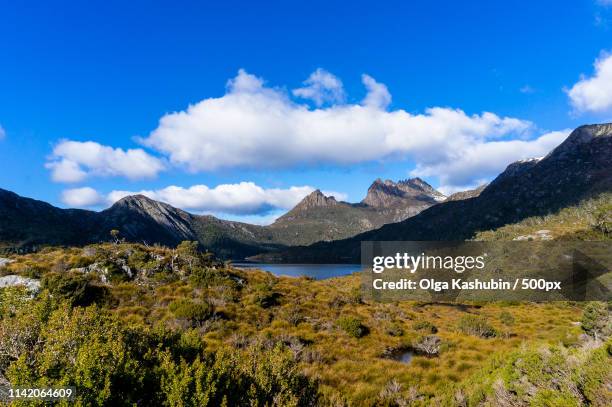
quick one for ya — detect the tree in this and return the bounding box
[110,229,120,244]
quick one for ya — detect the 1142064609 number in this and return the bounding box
[0,387,75,401]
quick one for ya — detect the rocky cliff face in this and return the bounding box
[100,195,196,244]
[362,178,445,208]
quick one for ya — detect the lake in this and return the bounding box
[232,263,362,279]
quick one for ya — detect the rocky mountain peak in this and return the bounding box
[104,194,194,242]
[294,190,338,211]
[362,177,445,207]
[546,123,612,159]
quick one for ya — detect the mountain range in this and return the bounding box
[0,175,445,258]
[1,123,610,260]
[256,123,612,262]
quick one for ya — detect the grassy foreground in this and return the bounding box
[0,242,610,406]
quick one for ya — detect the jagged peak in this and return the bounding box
[297,189,337,209]
[362,177,446,206]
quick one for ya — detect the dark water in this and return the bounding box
[232,263,362,279]
[390,350,414,364]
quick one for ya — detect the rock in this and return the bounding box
[0,258,14,267]
[0,275,41,292]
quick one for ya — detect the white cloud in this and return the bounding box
[519,85,535,94]
[64,182,348,214]
[567,52,612,114]
[411,129,571,192]
[361,74,391,109]
[142,69,537,192]
[46,140,165,183]
[293,68,346,106]
[61,187,104,207]
[0,125,5,139]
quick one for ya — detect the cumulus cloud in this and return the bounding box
[46,140,165,183]
[61,187,104,207]
[61,182,347,215]
[361,74,391,109]
[142,69,541,190]
[293,68,346,106]
[567,52,612,114]
[412,129,571,194]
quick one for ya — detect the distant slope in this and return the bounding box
[0,189,99,249]
[444,184,487,202]
[258,123,612,263]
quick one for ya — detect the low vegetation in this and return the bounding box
[475,193,612,241]
[0,241,610,406]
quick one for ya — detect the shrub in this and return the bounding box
[412,335,441,356]
[41,272,110,307]
[500,311,515,326]
[160,343,320,406]
[385,322,404,337]
[413,320,438,333]
[592,202,612,235]
[458,315,497,338]
[581,302,611,339]
[252,283,281,308]
[189,266,226,288]
[337,316,369,338]
[168,299,213,327]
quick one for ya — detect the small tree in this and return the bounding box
[176,241,200,272]
[110,229,120,244]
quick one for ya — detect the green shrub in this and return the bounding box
[581,302,611,339]
[41,272,110,307]
[168,299,213,326]
[413,320,438,333]
[189,266,224,288]
[337,316,369,338]
[160,343,320,406]
[458,315,497,338]
[252,283,281,308]
[385,322,404,337]
[500,311,515,326]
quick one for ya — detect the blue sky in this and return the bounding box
[1,0,611,224]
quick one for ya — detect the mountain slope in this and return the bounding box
[261,123,612,263]
[0,189,99,249]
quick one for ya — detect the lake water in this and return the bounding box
[232,263,362,279]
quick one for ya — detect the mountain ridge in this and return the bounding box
[0,176,445,257]
[255,123,612,263]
